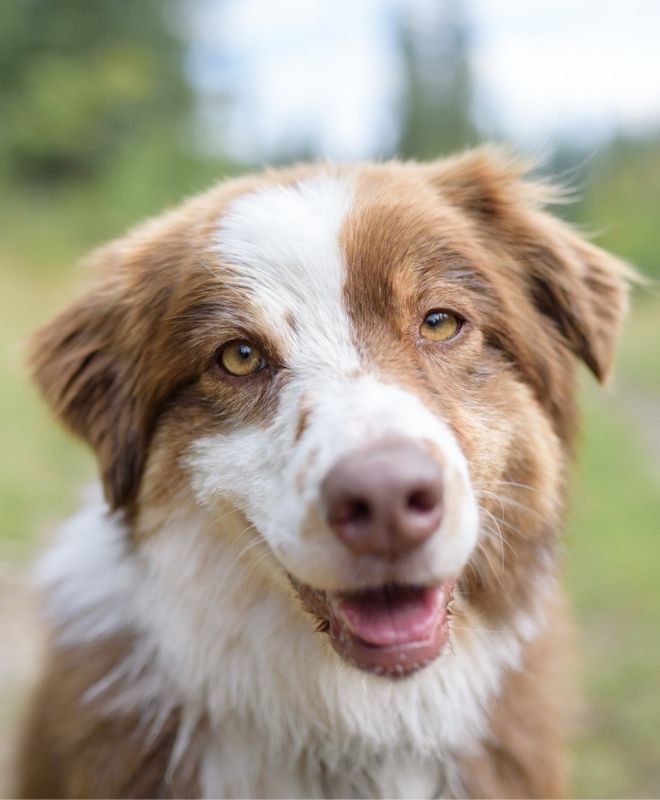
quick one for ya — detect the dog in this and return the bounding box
[16,147,630,798]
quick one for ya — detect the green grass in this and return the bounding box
[0,246,94,561]
[617,291,660,394]
[1,191,659,797]
[568,392,660,797]
[565,299,660,797]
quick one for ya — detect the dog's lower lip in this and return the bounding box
[335,584,447,647]
[296,580,454,677]
[291,576,455,677]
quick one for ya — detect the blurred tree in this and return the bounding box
[0,0,192,183]
[396,0,477,160]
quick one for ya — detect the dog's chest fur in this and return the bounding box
[33,495,546,799]
[200,728,446,798]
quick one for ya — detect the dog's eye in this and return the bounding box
[420,311,462,342]
[217,340,266,376]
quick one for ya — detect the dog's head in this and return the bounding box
[31,149,630,677]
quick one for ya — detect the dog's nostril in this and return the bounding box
[330,497,372,525]
[406,488,439,513]
[347,499,371,524]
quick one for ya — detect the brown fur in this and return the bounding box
[28,166,320,511]
[20,148,631,798]
[341,155,627,616]
[337,154,628,796]
[457,595,574,799]
[16,635,202,798]
[294,402,311,443]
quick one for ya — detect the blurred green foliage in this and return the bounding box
[568,389,660,797]
[0,0,238,265]
[0,0,190,182]
[577,136,660,280]
[0,1,658,797]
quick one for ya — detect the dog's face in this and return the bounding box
[31,149,629,678]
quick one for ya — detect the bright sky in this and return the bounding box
[183,0,660,161]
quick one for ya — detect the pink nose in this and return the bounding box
[321,440,444,558]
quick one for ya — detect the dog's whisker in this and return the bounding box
[477,489,547,528]
[479,509,519,553]
[242,548,274,584]
[489,480,552,498]
[223,531,263,574]
[230,521,259,548]
[494,515,535,543]
[481,523,518,563]
[477,488,506,520]
[478,506,536,543]
[300,640,329,672]
[479,507,508,568]
[462,558,483,588]
[475,540,508,589]
[448,624,510,634]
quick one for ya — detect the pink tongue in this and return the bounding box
[338,585,442,646]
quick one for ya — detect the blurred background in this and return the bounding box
[0,0,659,795]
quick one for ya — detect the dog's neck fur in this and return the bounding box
[37,488,553,798]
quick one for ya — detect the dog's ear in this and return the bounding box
[429,146,633,382]
[29,231,182,510]
[426,145,546,222]
[516,212,632,383]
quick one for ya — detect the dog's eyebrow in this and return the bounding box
[413,246,485,285]
[441,265,490,289]
[408,241,471,270]
[169,300,260,332]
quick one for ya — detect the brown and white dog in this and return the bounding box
[17,148,630,799]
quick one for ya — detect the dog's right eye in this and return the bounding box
[420,310,462,342]
[217,340,266,377]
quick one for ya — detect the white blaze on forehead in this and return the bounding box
[196,169,480,593]
[211,172,359,370]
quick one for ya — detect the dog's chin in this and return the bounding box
[294,579,454,678]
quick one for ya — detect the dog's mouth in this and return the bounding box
[294,580,454,677]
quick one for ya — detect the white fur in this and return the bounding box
[189,374,478,592]
[211,173,359,372]
[39,495,549,799]
[37,486,137,645]
[202,173,479,592]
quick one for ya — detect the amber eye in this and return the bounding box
[218,340,266,376]
[420,310,462,342]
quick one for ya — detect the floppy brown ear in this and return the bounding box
[29,230,187,510]
[429,146,633,382]
[30,260,148,509]
[520,213,632,383]
[427,145,547,222]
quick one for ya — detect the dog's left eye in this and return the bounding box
[217,340,266,376]
[420,310,462,342]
